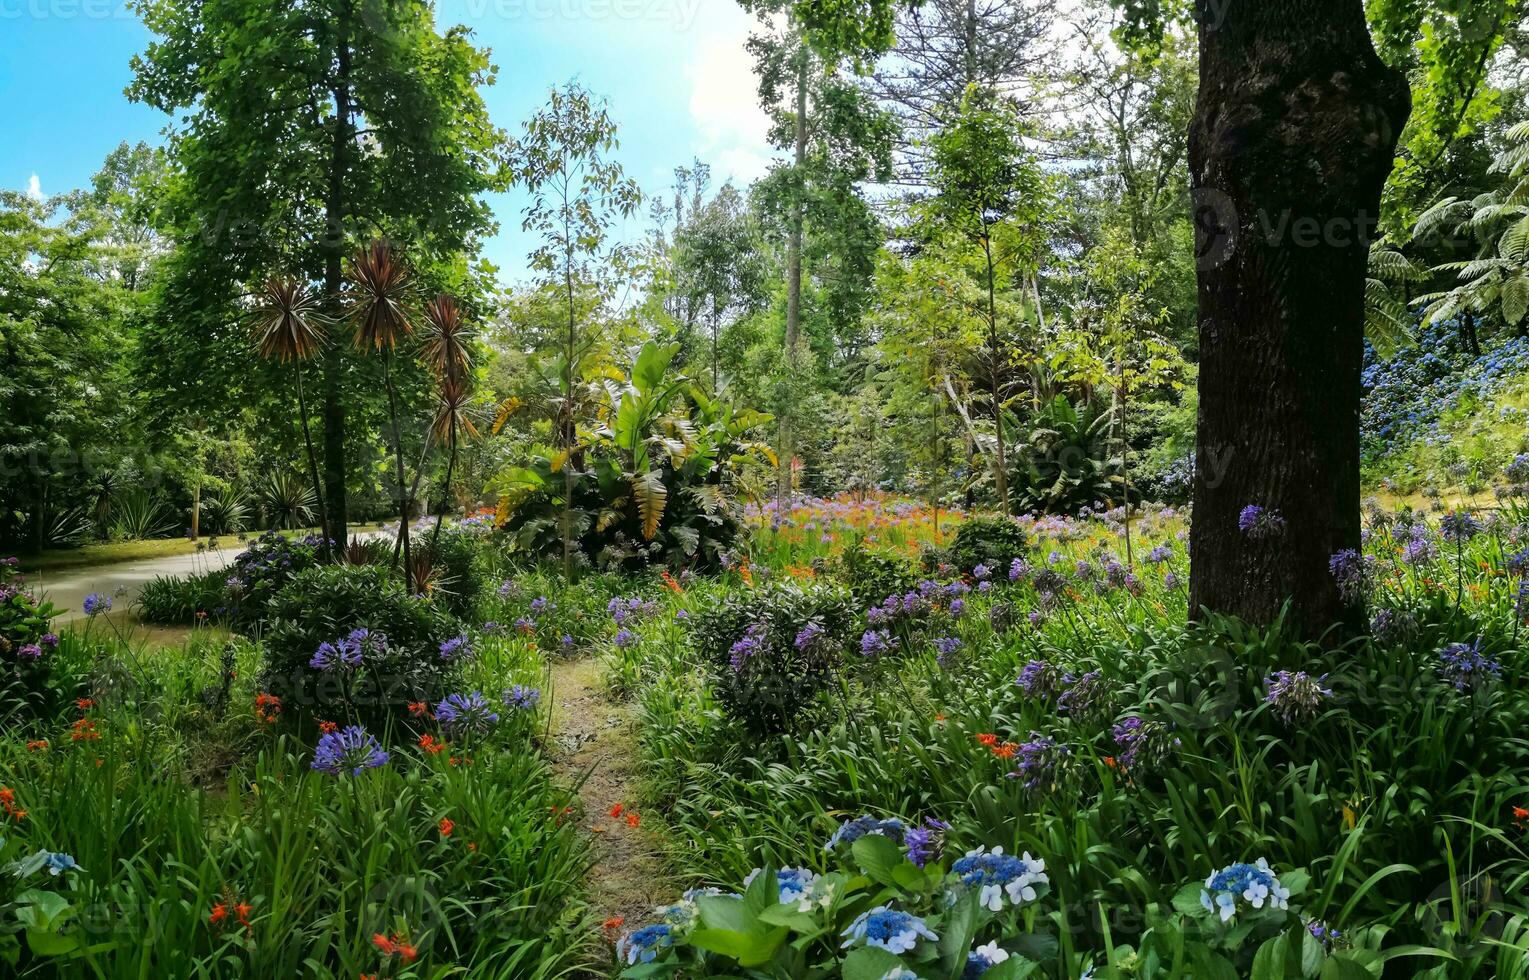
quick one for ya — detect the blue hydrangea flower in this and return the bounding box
[311,725,390,776]
[44,852,81,876]
[1199,858,1290,922]
[840,906,938,954]
[964,940,1011,979]
[825,814,906,850]
[617,924,673,964]
[435,692,499,733]
[951,846,1048,910]
[744,866,818,905]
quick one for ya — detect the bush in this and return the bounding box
[226,531,323,628]
[690,583,855,737]
[0,558,61,719]
[829,547,921,606]
[423,526,489,619]
[260,565,461,731]
[943,514,1030,576]
[136,570,229,625]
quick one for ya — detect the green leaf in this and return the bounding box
[696,894,755,934]
[633,341,680,394]
[1171,882,1208,917]
[936,890,982,977]
[1320,956,1377,980]
[687,927,787,966]
[851,833,906,886]
[842,946,910,980]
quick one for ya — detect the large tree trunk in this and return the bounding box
[321,1,354,552]
[1188,0,1409,635]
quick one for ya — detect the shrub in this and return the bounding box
[424,526,489,619]
[943,514,1030,576]
[260,565,460,731]
[829,548,920,606]
[0,558,60,718]
[690,583,855,737]
[226,531,323,628]
[136,570,229,625]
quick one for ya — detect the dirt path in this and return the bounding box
[547,657,671,937]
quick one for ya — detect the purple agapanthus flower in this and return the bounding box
[1436,638,1502,692]
[860,628,892,657]
[438,634,473,662]
[794,622,826,652]
[1009,733,1071,791]
[311,725,390,776]
[504,685,541,710]
[1239,505,1287,540]
[82,593,112,616]
[1263,671,1334,725]
[728,623,768,672]
[904,818,949,868]
[435,692,499,733]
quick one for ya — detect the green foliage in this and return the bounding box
[830,547,922,606]
[136,570,229,626]
[1008,396,1125,514]
[424,526,490,620]
[225,531,323,629]
[943,515,1030,576]
[689,582,855,737]
[260,565,459,730]
[496,343,773,573]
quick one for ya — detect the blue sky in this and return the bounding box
[0,0,780,284]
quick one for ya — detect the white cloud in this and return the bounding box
[685,12,778,185]
[25,174,41,200]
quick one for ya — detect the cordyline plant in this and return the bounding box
[248,276,333,556]
[346,238,417,591]
[420,294,477,552]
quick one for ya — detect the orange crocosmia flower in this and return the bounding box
[626,812,641,828]
[991,743,1017,760]
[408,701,430,718]
[603,916,625,932]
[235,903,253,928]
[318,720,338,735]
[75,698,94,712]
[1514,806,1529,824]
[418,734,446,755]
[439,817,454,837]
[70,718,100,741]
[975,733,999,747]
[209,903,227,925]
[609,803,623,818]
[372,934,397,956]
[25,740,47,751]
[467,842,478,852]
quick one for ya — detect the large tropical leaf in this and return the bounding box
[630,470,668,540]
[633,341,681,394]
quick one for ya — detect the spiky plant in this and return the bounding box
[249,276,332,553]
[421,295,477,550]
[347,239,417,589]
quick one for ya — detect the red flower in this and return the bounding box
[70,717,100,741]
[603,916,625,933]
[418,734,446,755]
[975,733,999,747]
[75,698,94,712]
[254,693,282,724]
[408,701,431,718]
[608,803,623,818]
[439,817,454,837]
[990,742,1017,760]
[625,812,641,828]
[235,903,253,928]
[209,903,227,925]
[318,720,338,734]
[25,740,47,752]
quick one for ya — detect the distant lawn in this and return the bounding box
[16,524,387,573]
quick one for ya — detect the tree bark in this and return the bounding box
[1188,0,1410,635]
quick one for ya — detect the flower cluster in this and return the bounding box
[504,684,541,711]
[1008,733,1072,791]
[1436,638,1502,692]
[434,692,499,734]
[1110,716,1180,773]
[310,628,385,671]
[728,623,769,673]
[841,906,938,954]
[1199,858,1290,922]
[951,846,1048,911]
[1263,671,1334,725]
[1238,505,1287,540]
[825,814,905,850]
[311,725,390,776]
[438,634,473,662]
[904,817,949,868]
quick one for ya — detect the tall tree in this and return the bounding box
[512,83,642,575]
[871,0,1057,185]
[129,0,505,548]
[742,0,897,501]
[926,85,1048,513]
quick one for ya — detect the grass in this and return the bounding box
[17,523,388,573]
